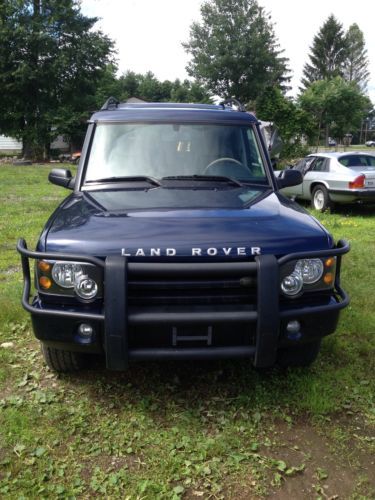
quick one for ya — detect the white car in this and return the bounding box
[277,152,375,211]
[365,140,375,147]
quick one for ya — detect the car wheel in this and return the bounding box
[311,185,332,212]
[277,340,321,368]
[41,343,87,372]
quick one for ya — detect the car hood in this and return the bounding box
[41,189,333,259]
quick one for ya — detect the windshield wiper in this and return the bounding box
[86,176,161,186]
[162,175,244,187]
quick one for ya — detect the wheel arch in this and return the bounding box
[310,180,330,195]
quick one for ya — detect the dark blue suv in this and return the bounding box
[17,99,350,372]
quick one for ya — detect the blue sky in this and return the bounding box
[81,0,375,102]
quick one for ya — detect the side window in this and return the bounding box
[310,157,328,172]
[365,156,375,166]
[296,157,315,175]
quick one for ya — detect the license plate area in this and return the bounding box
[172,326,212,346]
[128,323,256,348]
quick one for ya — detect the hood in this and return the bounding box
[41,188,333,259]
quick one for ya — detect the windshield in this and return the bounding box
[84,123,268,183]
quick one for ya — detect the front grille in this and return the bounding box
[126,259,258,306]
[126,260,258,349]
[128,276,257,305]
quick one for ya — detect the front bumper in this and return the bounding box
[17,239,350,369]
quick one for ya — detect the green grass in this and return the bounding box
[0,165,374,498]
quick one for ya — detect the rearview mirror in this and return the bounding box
[276,169,303,189]
[48,169,74,189]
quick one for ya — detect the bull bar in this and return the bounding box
[17,238,350,369]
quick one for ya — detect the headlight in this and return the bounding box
[280,257,336,297]
[52,262,83,288]
[36,260,102,300]
[281,271,304,296]
[75,275,98,300]
[295,259,324,284]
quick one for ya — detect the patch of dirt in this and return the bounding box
[224,416,374,499]
[271,419,373,499]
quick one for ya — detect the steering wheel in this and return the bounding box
[203,157,244,173]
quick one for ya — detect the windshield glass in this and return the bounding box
[84,123,268,183]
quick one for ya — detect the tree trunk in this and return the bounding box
[22,140,33,160]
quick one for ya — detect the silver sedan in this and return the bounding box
[278,152,375,211]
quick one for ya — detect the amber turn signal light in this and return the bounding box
[323,272,334,285]
[39,276,52,289]
[38,260,51,273]
[325,257,335,268]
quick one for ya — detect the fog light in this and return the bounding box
[281,271,303,296]
[286,320,301,340]
[78,323,93,338]
[75,275,98,300]
[286,320,301,334]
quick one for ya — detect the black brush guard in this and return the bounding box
[17,238,350,369]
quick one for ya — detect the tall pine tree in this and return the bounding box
[301,15,347,90]
[344,23,370,92]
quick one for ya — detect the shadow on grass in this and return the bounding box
[300,200,375,218]
[57,352,346,418]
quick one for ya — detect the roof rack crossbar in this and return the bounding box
[101,97,120,111]
[219,98,246,112]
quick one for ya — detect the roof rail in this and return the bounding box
[101,97,120,111]
[219,98,246,112]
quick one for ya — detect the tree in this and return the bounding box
[301,15,347,90]
[343,24,370,92]
[299,77,371,146]
[183,0,290,103]
[118,71,212,103]
[0,0,115,158]
[256,86,313,159]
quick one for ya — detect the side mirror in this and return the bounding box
[48,169,74,189]
[276,169,303,189]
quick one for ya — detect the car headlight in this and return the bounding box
[36,260,102,300]
[281,271,304,296]
[280,257,336,297]
[294,259,324,284]
[75,275,98,300]
[52,262,83,288]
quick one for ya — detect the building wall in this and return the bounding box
[0,135,22,151]
[0,134,69,152]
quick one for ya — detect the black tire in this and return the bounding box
[277,340,321,368]
[311,185,333,212]
[41,344,86,372]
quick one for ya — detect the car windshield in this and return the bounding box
[338,155,375,167]
[84,123,268,184]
